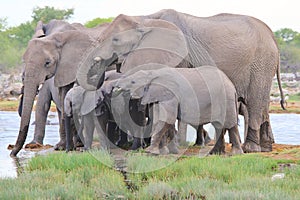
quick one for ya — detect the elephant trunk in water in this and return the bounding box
[10,78,39,157]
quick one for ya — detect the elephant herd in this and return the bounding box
[10,9,285,157]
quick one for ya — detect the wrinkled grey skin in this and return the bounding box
[77,9,285,153]
[10,20,109,156]
[18,77,61,145]
[114,66,243,155]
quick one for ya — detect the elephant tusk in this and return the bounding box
[94,56,101,62]
[38,83,44,92]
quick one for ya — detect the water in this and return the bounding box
[0,111,299,178]
[187,114,300,145]
[0,111,59,178]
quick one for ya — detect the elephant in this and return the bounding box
[16,19,83,149]
[10,20,111,157]
[77,9,285,153]
[113,65,243,155]
[64,70,123,151]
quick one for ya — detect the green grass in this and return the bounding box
[128,154,300,199]
[0,150,299,199]
[288,93,300,102]
[0,151,132,199]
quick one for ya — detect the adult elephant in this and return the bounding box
[17,19,82,148]
[77,9,285,153]
[10,21,110,157]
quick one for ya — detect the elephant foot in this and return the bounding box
[75,140,84,148]
[159,146,169,155]
[242,141,261,153]
[25,140,43,149]
[209,145,225,155]
[145,146,160,155]
[168,145,180,154]
[260,144,272,152]
[260,121,274,152]
[209,148,225,155]
[230,147,244,155]
[54,140,66,151]
[260,133,273,152]
[130,138,143,150]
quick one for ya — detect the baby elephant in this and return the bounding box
[113,65,243,155]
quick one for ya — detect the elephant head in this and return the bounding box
[18,20,78,117]
[77,14,188,91]
[10,30,95,156]
[113,68,178,106]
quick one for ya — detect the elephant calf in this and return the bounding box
[64,71,123,151]
[113,65,244,155]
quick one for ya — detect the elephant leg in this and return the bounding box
[177,120,187,145]
[71,118,83,148]
[166,125,179,154]
[116,129,128,148]
[130,137,143,150]
[209,127,225,155]
[243,70,274,152]
[228,125,244,155]
[54,83,74,150]
[243,104,262,153]
[260,119,273,152]
[83,113,95,150]
[65,115,74,152]
[159,134,169,155]
[194,125,211,146]
[93,111,110,150]
[29,86,52,145]
[243,127,261,153]
[145,121,170,155]
[107,122,120,146]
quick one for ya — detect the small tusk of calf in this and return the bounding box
[38,83,44,91]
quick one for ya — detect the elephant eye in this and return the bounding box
[44,59,51,67]
[112,37,119,44]
[131,80,135,84]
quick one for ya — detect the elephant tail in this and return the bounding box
[276,60,286,110]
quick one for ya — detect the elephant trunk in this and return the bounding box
[10,79,38,157]
[77,53,118,91]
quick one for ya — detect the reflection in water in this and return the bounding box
[12,156,24,177]
[0,111,299,178]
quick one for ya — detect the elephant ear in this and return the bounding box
[32,21,46,38]
[81,90,97,116]
[141,83,175,105]
[52,31,95,88]
[121,19,188,72]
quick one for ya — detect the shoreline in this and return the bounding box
[1,100,300,114]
